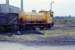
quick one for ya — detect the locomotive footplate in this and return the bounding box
[19,23,54,30]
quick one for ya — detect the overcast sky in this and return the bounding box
[0,0,75,16]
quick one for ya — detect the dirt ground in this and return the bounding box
[0,24,75,45]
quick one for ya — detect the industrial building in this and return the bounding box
[0,0,23,13]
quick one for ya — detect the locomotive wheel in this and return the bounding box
[40,27,45,30]
[40,25,51,30]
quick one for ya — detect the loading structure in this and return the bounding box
[0,0,54,35]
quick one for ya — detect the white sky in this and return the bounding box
[0,0,75,16]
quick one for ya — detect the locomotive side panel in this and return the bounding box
[19,10,54,30]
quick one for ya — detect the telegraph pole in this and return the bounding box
[21,0,23,11]
[6,0,9,5]
[50,0,54,17]
[50,0,54,11]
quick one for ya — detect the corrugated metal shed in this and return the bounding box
[0,4,20,13]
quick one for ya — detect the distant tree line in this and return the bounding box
[54,16,75,24]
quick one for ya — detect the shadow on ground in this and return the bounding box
[0,30,44,35]
[16,30,44,35]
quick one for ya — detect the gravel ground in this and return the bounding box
[0,42,75,50]
[0,24,75,45]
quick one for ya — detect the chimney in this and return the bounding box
[6,0,9,5]
[21,0,23,11]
